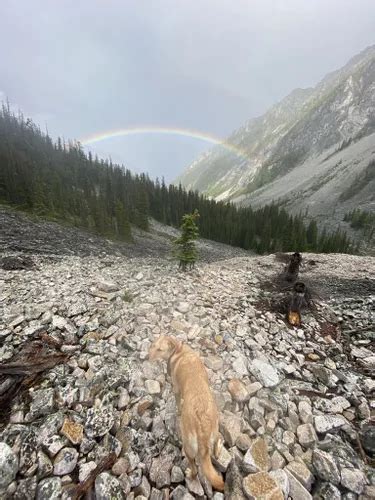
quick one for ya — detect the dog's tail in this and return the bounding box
[200,447,224,491]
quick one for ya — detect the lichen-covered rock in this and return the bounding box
[312,449,340,485]
[60,418,83,445]
[14,476,37,500]
[243,472,283,499]
[25,388,55,422]
[85,407,114,438]
[249,360,280,388]
[314,415,347,434]
[243,438,269,473]
[285,461,313,490]
[0,442,18,491]
[95,472,125,499]
[340,468,366,495]
[53,447,78,475]
[36,477,62,500]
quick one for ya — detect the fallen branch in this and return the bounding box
[0,353,67,375]
[68,452,117,499]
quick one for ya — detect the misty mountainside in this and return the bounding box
[176,45,375,224]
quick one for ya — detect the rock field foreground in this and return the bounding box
[0,245,374,499]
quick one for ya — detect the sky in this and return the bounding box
[1,0,375,181]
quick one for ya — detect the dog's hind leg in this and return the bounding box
[213,435,222,459]
[183,434,198,479]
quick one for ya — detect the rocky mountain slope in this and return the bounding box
[176,46,375,225]
[0,212,374,499]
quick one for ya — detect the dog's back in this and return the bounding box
[169,344,224,491]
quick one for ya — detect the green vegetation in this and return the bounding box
[173,209,200,270]
[344,209,375,242]
[122,290,133,302]
[0,103,354,254]
[339,159,375,201]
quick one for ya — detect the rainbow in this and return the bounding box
[79,126,250,162]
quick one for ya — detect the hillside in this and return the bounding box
[0,217,374,498]
[176,46,375,226]
[0,104,354,255]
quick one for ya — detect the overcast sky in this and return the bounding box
[1,0,375,181]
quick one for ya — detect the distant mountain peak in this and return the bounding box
[176,46,375,226]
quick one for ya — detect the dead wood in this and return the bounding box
[67,452,117,499]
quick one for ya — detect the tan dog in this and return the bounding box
[149,335,224,491]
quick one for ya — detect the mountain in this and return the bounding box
[176,46,375,226]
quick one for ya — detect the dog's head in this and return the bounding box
[148,335,180,361]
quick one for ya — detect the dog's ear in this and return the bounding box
[166,336,181,353]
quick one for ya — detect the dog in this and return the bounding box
[148,335,224,491]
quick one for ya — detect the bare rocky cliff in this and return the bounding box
[177,46,375,227]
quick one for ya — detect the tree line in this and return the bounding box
[0,103,354,254]
[344,209,375,243]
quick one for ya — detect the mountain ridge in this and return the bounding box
[176,45,375,223]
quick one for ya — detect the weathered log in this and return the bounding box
[67,452,117,499]
[285,251,302,283]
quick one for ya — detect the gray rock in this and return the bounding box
[149,444,179,488]
[220,412,243,447]
[340,468,366,494]
[232,356,249,376]
[98,281,120,293]
[36,477,63,500]
[314,396,351,414]
[0,442,18,491]
[314,415,348,434]
[186,475,205,496]
[14,476,37,500]
[247,382,262,396]
[42,435,67,457]
[312,449,340,485]
[249,359,280,388]
[269,469,290,498]
[171,465,185,483]
[205,355,224,371]
[213,444,232,472]
[145,379,161,395]
[285,469,312,500]
[224,459,245,500]
[176,302,190,313]
[313,482,341,500]
[25,388,55,422]
[95,472,125,499]
[134,475,151,497]
[53,447,78,475]
[285,461,314,490]
[170,485,195,499]
[37,450,53,478]
[297,424,318,448]
[118,387,130,410]
[298,401,313,424]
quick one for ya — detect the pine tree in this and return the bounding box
[173,209,200,270]
[115,200,132,241]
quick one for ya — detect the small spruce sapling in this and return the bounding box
[174,209,200,270]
